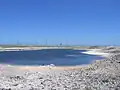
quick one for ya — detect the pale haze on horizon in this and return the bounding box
[0,0,120,46]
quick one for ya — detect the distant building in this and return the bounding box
[60,43,62,46]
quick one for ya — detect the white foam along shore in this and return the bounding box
[82,49,110,57]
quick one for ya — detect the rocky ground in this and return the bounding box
[0,48,120,90]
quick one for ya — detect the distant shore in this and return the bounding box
[0,46,82,52]
[0,46,102,52]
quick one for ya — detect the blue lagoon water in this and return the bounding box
[0,49,103,66]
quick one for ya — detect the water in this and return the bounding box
[0,49,103,66]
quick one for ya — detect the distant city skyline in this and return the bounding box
[0,0,120,45]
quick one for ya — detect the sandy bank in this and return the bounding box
[19,65,88,71]
[0,64,87,72]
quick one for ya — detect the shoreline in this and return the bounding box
[0,63,88,72]
[0,46,82,52]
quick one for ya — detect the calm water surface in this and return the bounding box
[0,49,103,66]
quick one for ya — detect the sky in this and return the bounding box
[0,0,120,46]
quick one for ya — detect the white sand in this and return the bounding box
[0,64,88,72]
[14,65,87,72]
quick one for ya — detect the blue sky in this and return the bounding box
[0,0,120,46]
